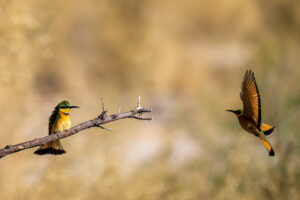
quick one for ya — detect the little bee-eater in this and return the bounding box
[227,70,275,156]
[34,100,79,155]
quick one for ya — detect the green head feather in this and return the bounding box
[235,109,244,115]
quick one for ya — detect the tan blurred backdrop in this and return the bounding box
[0,0,300,199]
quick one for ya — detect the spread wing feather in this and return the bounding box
[240,70,262,129]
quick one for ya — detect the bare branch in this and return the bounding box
[0,99,152,159]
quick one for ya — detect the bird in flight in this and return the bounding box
[34,100,79,155]
[227,70,275,156]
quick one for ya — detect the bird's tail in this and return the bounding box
[257,131,275,156]
[261,123,275,136]
[34,140,66,155]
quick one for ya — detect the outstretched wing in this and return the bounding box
[240,70,262,129]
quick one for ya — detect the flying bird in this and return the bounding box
[34,100,79,155]
[227,70,275,156]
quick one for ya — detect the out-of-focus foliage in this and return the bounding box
[0,0,300,199]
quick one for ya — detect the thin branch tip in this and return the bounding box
[98,97,110,119]
[97,125,113,131]
[137,96,141,108]
[133,107,152,113]
[132,115,153,120]
[101,97,105,112]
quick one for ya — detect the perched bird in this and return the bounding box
[227,70,275,156]
[34,100,79,155]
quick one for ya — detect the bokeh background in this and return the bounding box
[1,0,300,199]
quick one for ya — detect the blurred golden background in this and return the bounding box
[0,0,300,199]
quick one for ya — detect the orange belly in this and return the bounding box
[238,117,258,136]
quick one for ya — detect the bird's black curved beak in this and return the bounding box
[69,105,80,109]
[226,109,235,113]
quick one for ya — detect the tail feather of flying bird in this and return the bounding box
[257,130,275,156]
[261,123,275,136]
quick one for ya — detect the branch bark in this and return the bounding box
[0,101,152,159]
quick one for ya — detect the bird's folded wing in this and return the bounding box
[240,70,262,129]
